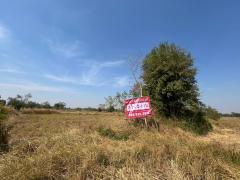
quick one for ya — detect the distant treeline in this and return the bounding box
[0,93,119,112]
[0,94,66,111]
[220,112,240,117]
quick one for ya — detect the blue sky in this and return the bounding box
[0,0,239,112]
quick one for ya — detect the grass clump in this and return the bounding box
[97,127,129,141]
[96,151,110,166]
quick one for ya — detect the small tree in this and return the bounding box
[143,43,200,118]
[41,101,51,109]
[54,102,66,109]
[142,42,212,134]
[23,93,32,104]
[105,96,115,112]
[7,95,24,111]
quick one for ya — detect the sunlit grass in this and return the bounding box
[0,113,239,179]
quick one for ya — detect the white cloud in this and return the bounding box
[0,68,25,74]
[44,74,77,84]
[47,39,85,58]
[44,60,126,87]
[0,24,10,40]
[98,60,124,68]
[0,82,68,93]
[79,60,125,85]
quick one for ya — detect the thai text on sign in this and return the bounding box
[124,96,152,119]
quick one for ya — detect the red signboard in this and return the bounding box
[124,96,152,119]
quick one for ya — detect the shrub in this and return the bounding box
[205,106,220,120]
[0,105,9,152]
[183,109,213,135]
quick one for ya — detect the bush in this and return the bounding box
[183,109,213,135]
[205,106,220,120]
[0,105,9,152]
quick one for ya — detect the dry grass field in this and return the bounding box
[0,112,240,180]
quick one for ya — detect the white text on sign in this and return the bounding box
[126,102,150,111]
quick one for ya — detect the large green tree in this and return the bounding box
[142,43,201,118]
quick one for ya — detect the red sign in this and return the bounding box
[124,96,152,119]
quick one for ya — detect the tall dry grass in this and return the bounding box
[0,113,239,179]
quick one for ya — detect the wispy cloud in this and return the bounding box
[79,60,125,85]
[44,60,127,87]
[0,68,25,74]
[113,76,130,87]
[0,24,10,41]
[47,39,85,58]
[0,82,69,93]
[44,74,77,83]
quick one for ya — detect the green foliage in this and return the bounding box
[107,106,115,112]
[98,127,129,141]
[0,105,9,152]
[6,94,60,110]
[221,112,240,117]
[53,102,66,109]
[183,109,213,135]
[0,96,6,106]
[143,42,199,118]
[205,106,220,120]
[41,101,51,109]
[7,95,25,111]
[142,42,212,134]
[0,100,6,106]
